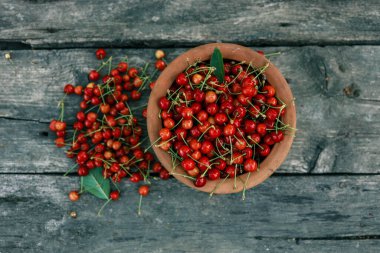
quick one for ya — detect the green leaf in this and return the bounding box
[210,47,225,84]
[82,167,110,200]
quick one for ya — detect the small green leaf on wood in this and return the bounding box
[82,167,110,200]
[210,47,225,84]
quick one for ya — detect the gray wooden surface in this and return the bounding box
[0,1,380,252]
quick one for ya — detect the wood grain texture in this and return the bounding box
[0,47,379,174]
[1,0,380,49]
[0,174,380,253]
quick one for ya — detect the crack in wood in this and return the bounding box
[255,235,380,241]
[308,143,325,174]
[0,116,47,123]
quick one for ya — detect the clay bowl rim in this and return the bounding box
[147,43,296,194]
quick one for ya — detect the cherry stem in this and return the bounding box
[111,180,120,192]
[97,199,111,216]
[192,115,203,125]
[247,100,266,118]
[172,118,183,129]
[64,163,78,176]
[264,52,281,57]
[197,125,215,142]
[96,57,112,72]
[155,136,177,148]
[180,134,188,146]
[247,136,264,149]
[138,195,143,216]
[57,94,67,121]
[144,136,161,152]
[236,128,252,147]
[233,165,238,189]
[170,172,195,181]
[209,174,229,198]
[107,56,113,75]
[242,172,251,201]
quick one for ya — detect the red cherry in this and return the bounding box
[158,97,170,110]
[96,48,106,60]
[198,156,210,171]
[231,65,243,75]
[200,141,214,154]
[271,131,284,143]
[110,163,121,173]
[197,110,208,122]
[263,134,275,146]
[213,113,226,126]
[208,168,220,180]
[194,176,207,187]
[256,123,267,136]
[69,191,80,202]
[175,127,187,140]
[181,107,193,119]
[223,124,236,137]
[248,104,261,118]
[194,89,205,102]
[55,121,67,131]
[215,158,227,170]
[206,103,219,116]
[138,185,150,196]
[266,108,279,121]
[191,73,204,85]
[117,62,128,72]
[64,84,75,94]
[88,70,100,81]
[159,128,172,141]
[130,172,143,183]
[160,169,170,180]
[178,145,192,158]
[110,191,120,200]
[231,153,244,164]
[253,94,266,105]
[243,147,253,159]
[244,120,256,133]
[225,166,236,177]
[259,144,271,156]
[55,137,65,147]
[76,151,89,165]
[208,126,222,139]
[234,138,247,150]
[233,106,247,119]
[176,73,188,86]
[155,60,166,71]
[131,90,141,100]
[220,101,235,114]
[163,118,175,129]
[181,119,193,130]
[181,158,195,171]
[262,85,276,97]
[189,139,202,150]
[205,91,217,103]
[152,162,163,173]
[126,68,138,79]
[77,166,89,176]
[244,159,257,172]
[266,97,278,106]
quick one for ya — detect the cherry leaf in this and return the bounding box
[82,167,110,200]
[210,47,225,84]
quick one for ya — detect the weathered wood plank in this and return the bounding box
[0,47,379,173]
[1,0,380,49]
[1,175,380,252]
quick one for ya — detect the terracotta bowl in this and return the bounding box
[147,43,296,194]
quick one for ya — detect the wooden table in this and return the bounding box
[1,1,380,252]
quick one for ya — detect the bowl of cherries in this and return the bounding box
[147,43,296,194]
